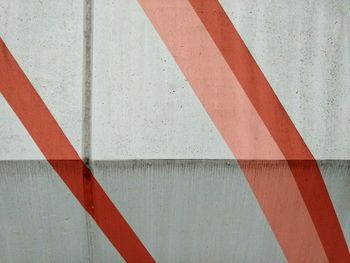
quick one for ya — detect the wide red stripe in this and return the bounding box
[0,38,155,263]
[186,1,349,261]
[139,0,349,261]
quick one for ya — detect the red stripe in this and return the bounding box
[0,38,155,263]
[139,0,349,261]
[186,1,349,261]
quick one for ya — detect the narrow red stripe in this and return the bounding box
[186,1,349,261]
[0,38,155,263]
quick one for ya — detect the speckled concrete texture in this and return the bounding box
[91,0,350,160]
[0,0,349,262]
[0,0,84,160]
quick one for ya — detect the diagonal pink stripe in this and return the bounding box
[139,0,349,262]
[187,1,349,261]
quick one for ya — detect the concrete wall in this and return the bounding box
[0,160,349,262]
[0,0,349,262]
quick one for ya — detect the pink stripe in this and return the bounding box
[139,0,334,261]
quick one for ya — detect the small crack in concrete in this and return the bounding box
[82,0,94,262]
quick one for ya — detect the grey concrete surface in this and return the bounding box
[0,161,89,263]
[0,160,349,262]
[0,0,84,160]
[0,0,349,262]
[90,0,350,160]
[220,0,350,160]
[91,0,233,160]
[1,0,349,160]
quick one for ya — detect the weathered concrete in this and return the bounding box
[0,0,349,262]
[91,0,350,160]
[219,0,350,160]
[1,0,349,160]
[0,0,84,160]
[91,0,233,160]
[0,160,348,262]
[0,161,89,263]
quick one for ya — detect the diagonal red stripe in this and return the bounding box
[186,1,349,261]
[139,0,349,262]
[0,38,155,263]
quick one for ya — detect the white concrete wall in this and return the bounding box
[0,0,84,160]
[2,0,349,160]
[91,0,350,160]
[0,0,349,262]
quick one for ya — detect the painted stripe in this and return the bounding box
[139,0,349,262]
[186,1,349,261]
[0,38,155,263]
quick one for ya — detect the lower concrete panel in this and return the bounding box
[0,160,349,262]
[0,161,89,263]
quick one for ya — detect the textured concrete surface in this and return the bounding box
[1,0,349,160]
[219,0,350,160]
[0,0,349,262]
[0,160,349,262]
[0,161,89,263]
[91,0,350,160]
[0,0,84,160]
[91,0,233,160]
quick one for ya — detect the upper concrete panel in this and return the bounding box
[91,0,233,160]
[1,0,348,160]
[0,0,84,160]
[92,0,349,160]
[220,0,350,159]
